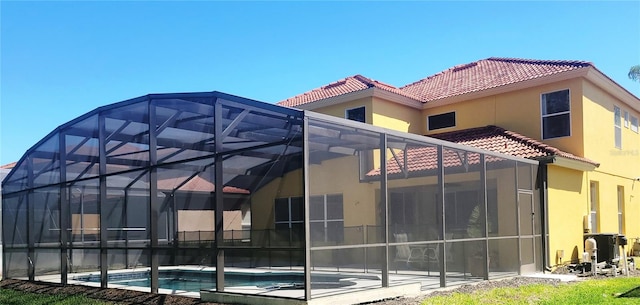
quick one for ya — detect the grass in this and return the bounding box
[423,277,640,305]
[620,286,640,298]
[1,277,639,304]
[0,288,113,305]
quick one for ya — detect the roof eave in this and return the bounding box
[584,68,640,113]
[543,155,599,172]
[293,87,423,111]
[372,88,423,109]
[291,87,376,111]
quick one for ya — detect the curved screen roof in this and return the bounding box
[2,91,304,195]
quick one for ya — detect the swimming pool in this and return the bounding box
[73,269,357,292]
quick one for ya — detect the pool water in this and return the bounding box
[74,270,325,292]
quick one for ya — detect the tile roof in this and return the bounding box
[278,75,421,107]
[400,57,593,102]
[368,145,490,176]
[429,125,599,166]
[367,125,598,176]
[278,57,594,107]
[0,162,16,169]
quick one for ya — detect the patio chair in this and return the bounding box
[393,233,439,269]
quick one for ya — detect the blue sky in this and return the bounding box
[1,1,639,165]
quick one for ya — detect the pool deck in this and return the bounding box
[31,266,563,305]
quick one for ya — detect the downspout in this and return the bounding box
[536,156,554,272]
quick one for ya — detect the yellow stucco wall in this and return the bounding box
[582,80,640,178]
[250,155,379,231]
[582,79,640,252]
[308,156,379,227]
[250,168,304,230]
[371,97,423,134]
[586,171,640,238]
[313,97,374,123]
[422,79,585,157]
[546,165,588,264]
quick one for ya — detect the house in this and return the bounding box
[278,57,640,268]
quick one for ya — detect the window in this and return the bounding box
[631,116,639,133]
[618,186,624,234]
[309,194,344,243]
[428,112,456,131]
[345,106,365,123]
[590,182,598,233]
[614,106,622,149]
[541,89,570,139]
[390,192,418,229]
[274,197,303,230]
[624,110,629,128]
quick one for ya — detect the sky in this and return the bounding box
[1,1,639,166]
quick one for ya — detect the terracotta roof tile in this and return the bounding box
[0,162,16,169]
[400,57,592,102]
[278,75,421,107]
[367,145,486,176]
[279,58,594,107]
[430,125,599,166]
[368,125,598,176]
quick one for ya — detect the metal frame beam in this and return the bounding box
[214,100,225,292]
[149,102,159,293]
[98,114,108,288]
[381,134,389,287]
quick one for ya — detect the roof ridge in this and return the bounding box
[279,74,362,104]
[486,57,593,67]
[352,74,400,90]
[399,57,595,102]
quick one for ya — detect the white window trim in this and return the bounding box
[617,186,624,234]
[345,106,366,123]
[631,115,639,133]
[540,88,571,140]
[590,181,598,233]
[614,105,622,149]
[427,111,457,131]
[624,110,629,128]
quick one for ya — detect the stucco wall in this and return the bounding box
[422,78,585,157]
[547,165,588,264]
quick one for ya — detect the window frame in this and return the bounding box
[617,186,624,234]
[631,115,639,133]
[345,106,366,123]
[624,110,629,128]
[589,181,599,233]
[540,89,571,140]
[309,194,344,243]
[427,111,456,131]
[274,197,303,229]
[614,105,622,149]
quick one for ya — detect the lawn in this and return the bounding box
[423,277,640,305]
[1,277,640,304]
